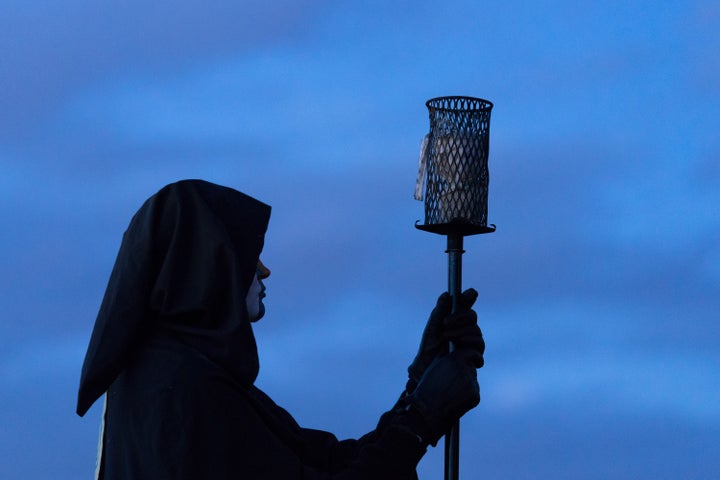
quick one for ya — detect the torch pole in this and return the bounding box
[445,233,464,480]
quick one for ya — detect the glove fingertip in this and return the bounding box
[435,292,452,311]
[460,288,479,308]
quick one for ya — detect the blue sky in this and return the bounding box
[1,1,719,478]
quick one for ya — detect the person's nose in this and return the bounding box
[257,259,271,280]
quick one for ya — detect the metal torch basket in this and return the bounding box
[416,96,495,236]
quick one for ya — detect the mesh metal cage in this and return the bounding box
[418,96,494,235]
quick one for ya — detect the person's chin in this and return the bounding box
[252,303,266,322]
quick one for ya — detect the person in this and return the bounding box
[77,179,485,480]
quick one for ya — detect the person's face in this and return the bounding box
[246,260,271,322]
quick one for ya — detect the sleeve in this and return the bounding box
[293,395,428,480]
[191,381,427,480]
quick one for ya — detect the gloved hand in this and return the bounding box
[404,348,481,446]
[407,289,484,394]
[444,295,485,368]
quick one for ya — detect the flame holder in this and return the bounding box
[417,96,495,236]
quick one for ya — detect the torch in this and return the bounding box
[414,96,494,480]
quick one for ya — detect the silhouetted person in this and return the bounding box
[77,179,484,480]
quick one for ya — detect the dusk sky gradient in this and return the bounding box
[1,1,719,479]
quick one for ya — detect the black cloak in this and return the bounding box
[77,180,425,480]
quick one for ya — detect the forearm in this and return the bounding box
[300,396,427,480]
[302,419,426,480]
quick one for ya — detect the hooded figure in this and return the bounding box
[77,179,484,480]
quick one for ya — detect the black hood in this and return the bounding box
[77,179,271,416]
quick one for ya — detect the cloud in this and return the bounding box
[0,334,86,388]
[0,0,328,137]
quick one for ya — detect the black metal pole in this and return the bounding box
[445,233,464,480]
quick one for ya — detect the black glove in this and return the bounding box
[406,292,452,393]
[404,348,481,446]
[407,289,484,393]
[444,296,485,368]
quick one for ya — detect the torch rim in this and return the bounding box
[426,96,494,113]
